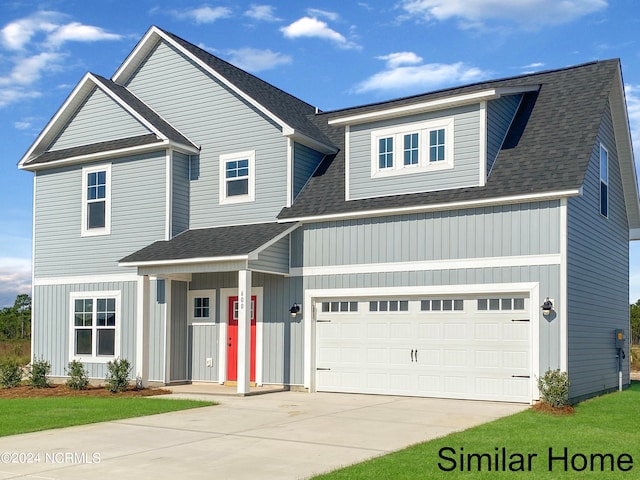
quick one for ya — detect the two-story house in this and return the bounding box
[18,26,640,404]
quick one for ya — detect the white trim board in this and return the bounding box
[34,273,140,286]
[290,254,561,277]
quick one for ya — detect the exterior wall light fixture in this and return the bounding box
[289,303,301,318]
[541,298,554,316]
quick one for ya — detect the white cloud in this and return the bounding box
[244,5,281,22]
[0,52,64,86]
[0,257,31,308]
[0,87,41,108]
[306,8,340,22]
[378,52,423,68]
[355,61,488,93]
[226,48,292,72]
[400,0,607,28]
[624,84,640,174]
[281,17,359,49]
[46,22,121,46]
[0,11,59,50]
[175,6,233,24]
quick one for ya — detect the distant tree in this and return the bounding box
[632,299,640,345]
[0,294,31,340]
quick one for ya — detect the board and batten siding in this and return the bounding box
[148,279,167,382]
[125,40,288,228]
[172,151,190,237]
[486,94,522,174]
[249,235,290,274]
[32,281,137,379]
[34,152,167,277]
[567,100,630,401]
[302,201,561,268]
[293,142,324,200]
[188,272,305,385]
[170,281,188,382]
[48,87,149,151]
[189,324,218,381]
[348,104,481,200]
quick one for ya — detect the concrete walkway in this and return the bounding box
[0,391,527,480]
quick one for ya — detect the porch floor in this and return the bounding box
[162,382,290,397]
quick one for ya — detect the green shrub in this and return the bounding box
[105,358,131,393]
[537,369,570,407]
[28,357,51,388]
[66,360,89,390]
[0,358,23,388]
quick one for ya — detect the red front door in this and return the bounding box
[227,295,256,382]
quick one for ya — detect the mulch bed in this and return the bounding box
[531,402,575,416]
[0,384,171,399]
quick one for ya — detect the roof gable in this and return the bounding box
[19,73,197,170]
[113,26,336,153]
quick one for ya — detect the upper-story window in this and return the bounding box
[600,144,608,218]
[219,150,255,204]
[81,164,111,236]
[371,118,454,177]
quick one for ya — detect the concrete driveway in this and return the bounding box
[0,391,527,480]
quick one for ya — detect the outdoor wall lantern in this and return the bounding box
[541,298,554,316]
[289,303,301,318]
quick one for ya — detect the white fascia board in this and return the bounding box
[118,254,249,268]
[19,141,178,171]
[328,86,540,127]
[286,130,338,155]
[247,222,301,259]
[115,27,297,139]
[18,73,96,168]
[280,189,582,223]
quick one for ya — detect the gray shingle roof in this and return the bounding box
[120,222,296,264]
[158,28,335,149]
[278,60,619,220]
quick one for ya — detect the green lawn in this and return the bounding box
[315,382,640,479]
[0,397,214,437]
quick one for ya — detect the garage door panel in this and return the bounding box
[315,296,531,403]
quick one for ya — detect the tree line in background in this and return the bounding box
[0,294,31,341]
[632,299,640,345]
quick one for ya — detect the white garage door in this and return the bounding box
[316,296,531,403]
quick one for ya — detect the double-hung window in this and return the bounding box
[600,144,608,218]
[371,118,454,177]
[219,150,255,204]
[70,291,120,362]
[81,164,111,236]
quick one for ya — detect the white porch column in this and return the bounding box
[237,269,252,394]
[135,275,150,386]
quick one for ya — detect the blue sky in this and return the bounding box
[0,0,639,307]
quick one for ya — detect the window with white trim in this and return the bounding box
[219,150,255,204]
[369,300,409,312]
[81,164,111,236]
[188,289,216,325]
[70,291,120,362]
[371,118,454,177]
[600,144,608,218]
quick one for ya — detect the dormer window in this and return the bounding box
[219,150,256,205]
[371,118,454,178]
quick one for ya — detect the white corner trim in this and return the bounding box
[286,138,293,208]
[290,253,561,277]
[165,149,172,240]
[344,125,350,201]
[479,101,487,187]
[559,198,568,371]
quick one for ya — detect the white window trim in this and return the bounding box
[599,144,609,219]
[219,150,256,205]
[370,118,454,178]
[69,290,121,364]
[81,163,112,237]
[188,289,216,325]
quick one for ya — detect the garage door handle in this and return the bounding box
[415,349,418,362]
[316,368,331,371]
[410,349,414,362]
[511,375,530,378]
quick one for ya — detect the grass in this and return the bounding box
[0,339,30,366]
[315,381,640,479]
[0,396,214,437]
